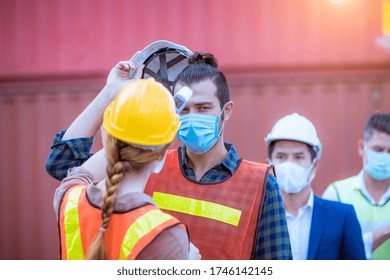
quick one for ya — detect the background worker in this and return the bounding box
[322,112,390,260]
[55,78,201,260]
[265,113,366,260]
[46,43,292,259]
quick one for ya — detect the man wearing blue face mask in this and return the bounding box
[45,42,292,260]
[265,113,366,260]
[323,113,390,260]
[145,52,292,259]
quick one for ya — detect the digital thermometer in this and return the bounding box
[173,86,192,114]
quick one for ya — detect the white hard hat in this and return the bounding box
[264,113,322,159]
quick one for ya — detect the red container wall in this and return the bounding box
[1,69,389,260]
[0,0,389,76]
[0,80,104,259]
[0,0,389,260]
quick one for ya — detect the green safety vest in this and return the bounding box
[331,176,390,260]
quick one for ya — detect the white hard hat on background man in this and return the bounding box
[264,112,322,159]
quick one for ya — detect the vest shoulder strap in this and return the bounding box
[331,176,358,203]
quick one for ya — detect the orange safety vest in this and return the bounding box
[145,149,271,260]
[58,185,187,260]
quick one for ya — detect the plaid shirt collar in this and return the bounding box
[178,142,240,176]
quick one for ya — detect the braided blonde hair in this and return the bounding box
[85,133,169,260]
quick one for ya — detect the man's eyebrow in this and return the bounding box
[194,102,213,106]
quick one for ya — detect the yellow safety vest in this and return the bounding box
[331,177,390,260]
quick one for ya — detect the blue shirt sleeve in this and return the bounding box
[254,173,293,260]
[45,130,94,181]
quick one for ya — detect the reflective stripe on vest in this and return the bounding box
[119,209,177,259]
[63,185,84,260]
[153,192,241,226]
[332,177,390,260]
[59,185,186,260]
[145,149,269,260]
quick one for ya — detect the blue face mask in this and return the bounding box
[178,109,225,154]
[364,149,390,181]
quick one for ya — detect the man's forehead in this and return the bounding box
[367,130,390,146]
[187,90,218,104]
[274,141,310,153]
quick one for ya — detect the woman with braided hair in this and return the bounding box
[48,49,293,259]
[54,78,200,260]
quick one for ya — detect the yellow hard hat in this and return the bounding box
[103,78,180,147]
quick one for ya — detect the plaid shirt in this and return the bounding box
[46,130,292,260]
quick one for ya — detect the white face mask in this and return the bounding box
[274,161,316,194]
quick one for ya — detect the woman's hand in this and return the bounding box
[106,59,144,92]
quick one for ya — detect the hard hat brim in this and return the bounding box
[132,40,193,67]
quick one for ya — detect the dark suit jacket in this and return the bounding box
[307,196,366,260]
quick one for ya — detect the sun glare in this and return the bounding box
[328,0,348,5]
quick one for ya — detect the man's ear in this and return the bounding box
[313,159,320,173]
[222,101,234,121]
[358,139,364,157]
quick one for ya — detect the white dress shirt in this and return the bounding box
[285,191,314,260]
